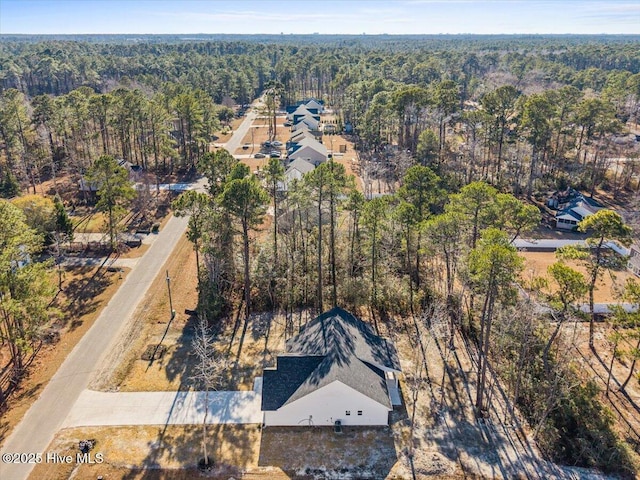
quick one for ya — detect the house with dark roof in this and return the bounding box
[261,307,402,426]
[554,194,602,230]
[285,98,324,116]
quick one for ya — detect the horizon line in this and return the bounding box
[2,32,640,36]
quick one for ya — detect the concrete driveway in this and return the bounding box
[63,390,262,427]
[0,108,259,480]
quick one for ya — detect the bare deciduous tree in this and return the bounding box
[190,313,227,468]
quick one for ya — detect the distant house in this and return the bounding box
[554,193,602,230]
[79,159,141,192]
[302,98,324,114]
[292,115,320,133]
[287,105,320,123]
[261,307,402,427]
[278,158,316,191]
[285,98,324,116]
[629,244,640,277]
[287,129,314,148]
[287,124,322,144]
[288,137,328,166]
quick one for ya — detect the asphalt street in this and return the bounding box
[0,106,258,480]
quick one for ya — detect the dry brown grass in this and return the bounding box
[564,322,640,450]
[237,123,288,156]
[259,426,399,478]
[213,117,245,145]
[117,241,151,258]
[102,233,200,392]
[115,262,299,392]
[519,251,635,303]
[29,424,261,480]
[0,267,128,448]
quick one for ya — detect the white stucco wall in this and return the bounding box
[263,380,390,427]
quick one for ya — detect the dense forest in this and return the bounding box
[1,34,640,477]
[1,35,639,195]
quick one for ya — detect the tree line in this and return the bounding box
[1,34,639,474]
[2,35,640,200]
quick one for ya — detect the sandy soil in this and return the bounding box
[28,424,262,480]
[0,266,129,448]
[519,251,635,302]
[92,233,201,392]
[212,117,245,146]
[566,321,640,452]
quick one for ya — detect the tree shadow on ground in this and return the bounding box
[0,382,43,445]
[46,423,261,480]
[56,266,114,330]
[259,425,398,479]
[160,313,199,387]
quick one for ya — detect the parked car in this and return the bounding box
[269,151,281,158]
[254,152,266,158]
[242,143,250,150]
[262,141,272,147]
[271,140,283,147]
[283,121,292,127]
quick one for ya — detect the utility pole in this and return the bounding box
[166,270,175,320]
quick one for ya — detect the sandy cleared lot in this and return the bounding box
[519,251,635,303]
[28,424,261,480]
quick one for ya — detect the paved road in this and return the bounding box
[514,238,630,255]
[224,102,259,156]
[0,213,190,480]
[63,390,262,427]
[0,109,259,480]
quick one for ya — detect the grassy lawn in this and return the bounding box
[71,211,107,234]
[259,426,399,478]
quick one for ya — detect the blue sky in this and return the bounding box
[1,0,639,35]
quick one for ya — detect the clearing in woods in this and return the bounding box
[34,227,637,479]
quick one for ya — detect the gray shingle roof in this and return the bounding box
[286,307,401,372]
[285,353,391,409]
[261,307,401,411]
[261,356,323,411]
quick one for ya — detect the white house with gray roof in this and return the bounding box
[261,308,402,427]
[288,137,328,166]
[278,158,316,192]
[292,115,320,133]
[554,194,601,230]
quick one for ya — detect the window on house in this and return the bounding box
[357,410,363,416]
[345,410,351,415]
